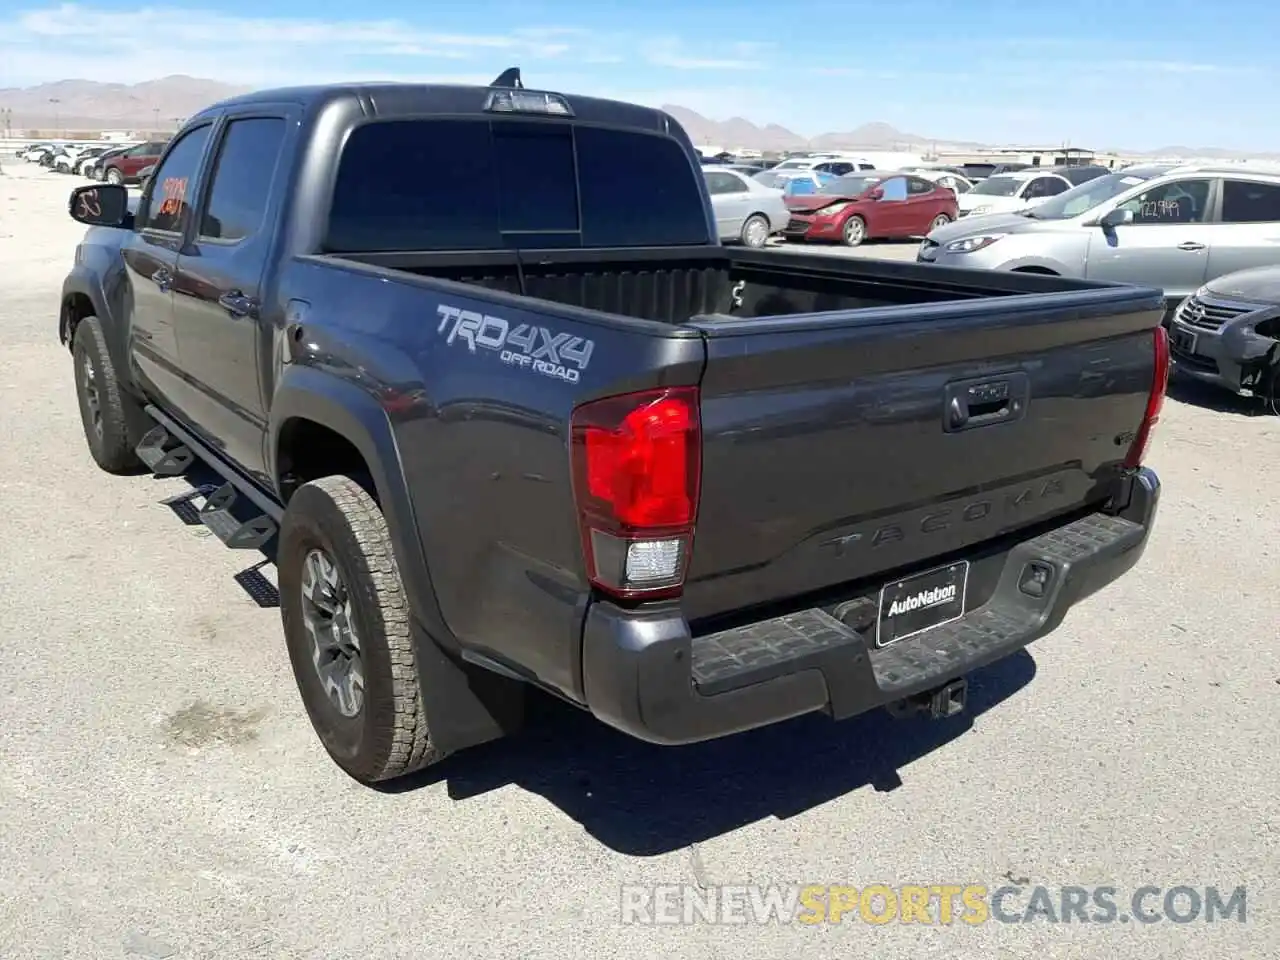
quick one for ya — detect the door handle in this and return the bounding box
[944,372,1030,432]
[218,290,259,319]
[150,267,172,291]
[1177,241,1206,251]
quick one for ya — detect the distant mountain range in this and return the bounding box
[2,75,1275,160]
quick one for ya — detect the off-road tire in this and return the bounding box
[278,475,438,783]
[72,316,144,473]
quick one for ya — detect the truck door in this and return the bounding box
[119,123,214,413]
[172,112,292,479]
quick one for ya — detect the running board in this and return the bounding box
[135,424,195,476]
[198,482,278,550]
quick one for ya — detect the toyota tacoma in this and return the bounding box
[59,70,1167,784]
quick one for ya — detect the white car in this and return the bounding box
[703,168,790,247]
[956,170,1073,217]
[909,169,976,196]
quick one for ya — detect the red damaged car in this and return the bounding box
[782,171,958,247]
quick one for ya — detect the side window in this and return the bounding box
[1024,177,1060,199]
[137,124,212,234]
[907,177,934,195]
[880,177,908,201]
[705,172,744,195]
[1220,180,1280,224]
[199,117,287,242]
[1118,179,1211,224]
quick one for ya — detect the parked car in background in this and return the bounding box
[910,169,975,195]
[782,170,958,246]
[99,140,168,184]
[21,143,58,163]
[1051,164,1112,186]
[74,146,116,176]
[56,145,107,173]
[767,155,875,176]
[1167,265,1280,398]
[957,170,1073,217]
[703,167,789,247]
[83,144,137,180]
[18,143,55,161]
[919,163,1280,316]
[752,169,838,196]
[957,161,1030,182]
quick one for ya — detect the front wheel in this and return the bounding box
[841,215,867,247]
[72,317,144,473]
[105,167,123,185]
[278,475,439,784]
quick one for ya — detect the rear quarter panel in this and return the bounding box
[273,259,705,699]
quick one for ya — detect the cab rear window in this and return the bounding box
[324,118,711,252]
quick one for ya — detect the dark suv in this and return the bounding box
[98,141,168,184]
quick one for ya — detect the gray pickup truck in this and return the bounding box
[60,70,1166,784]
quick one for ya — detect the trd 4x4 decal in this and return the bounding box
[436,304,594,384]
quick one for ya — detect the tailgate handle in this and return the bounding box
[944,373,1029,432]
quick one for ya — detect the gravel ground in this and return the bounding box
[1,165,1276,960]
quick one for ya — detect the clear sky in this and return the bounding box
[0,0,1274,150]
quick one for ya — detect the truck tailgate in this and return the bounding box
[682,286,1164,624]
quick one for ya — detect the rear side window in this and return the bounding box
[325,118,710,252]
[1220,180,1280,223]
[200,117,287,241]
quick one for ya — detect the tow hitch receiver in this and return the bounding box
[886,678,968,720]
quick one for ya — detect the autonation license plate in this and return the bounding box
[876,561,969,648]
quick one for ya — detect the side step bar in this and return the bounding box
[136,424,196,476]
[135,411,281,549]
[197,483,277,549]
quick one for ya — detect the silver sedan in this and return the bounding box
[703,168,790,247]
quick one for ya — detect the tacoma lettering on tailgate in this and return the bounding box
[437,303,594,384]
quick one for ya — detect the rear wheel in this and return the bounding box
[278,475,439,784]
[929,213,952,231]
[740,213,771,248]
[72,317,144,473]
[105,166,123,185]
[841,215,867,247]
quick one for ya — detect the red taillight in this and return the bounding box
[570,386,701,600]
[1124,325,1170,469]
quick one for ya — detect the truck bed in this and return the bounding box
[326,246,1111,325]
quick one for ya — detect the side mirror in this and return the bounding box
[68,184,130,227]
[1100,207,1134,229]
[867,186,884,200]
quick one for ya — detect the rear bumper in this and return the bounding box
[582,468,1160,745]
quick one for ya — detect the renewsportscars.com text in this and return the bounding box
[619,883,1247,926]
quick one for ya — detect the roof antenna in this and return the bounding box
[491,67,523,88]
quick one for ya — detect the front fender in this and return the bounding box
[60,264,109,344]
[62,262,141,392]
[1220,305,1280,363]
